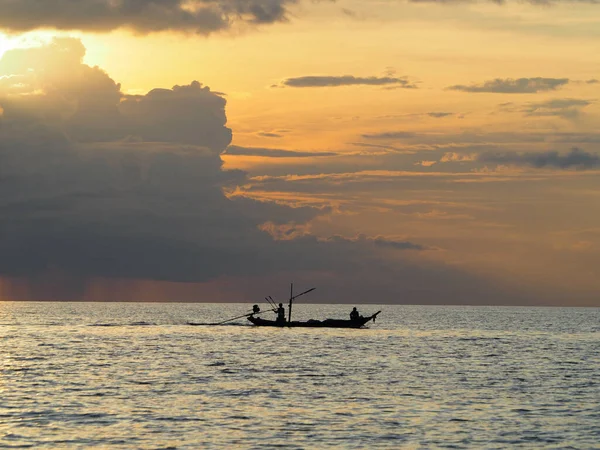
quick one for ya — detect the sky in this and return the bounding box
[0,0,599,306]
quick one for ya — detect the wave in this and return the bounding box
[88,321,157,327]
[187,322,249,327]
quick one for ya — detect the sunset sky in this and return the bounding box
[0,0,599,305]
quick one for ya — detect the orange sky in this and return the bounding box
[0,0,599,305]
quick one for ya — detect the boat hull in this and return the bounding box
[247,311,381,328]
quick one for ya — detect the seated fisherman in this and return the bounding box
[350,307,360,321]
[276,303,286,324]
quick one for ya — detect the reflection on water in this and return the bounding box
[1,303,599,448]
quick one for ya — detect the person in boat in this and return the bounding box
[276,303,286,324]
[350,307,360,321]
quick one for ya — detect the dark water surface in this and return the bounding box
[1,303,599,449]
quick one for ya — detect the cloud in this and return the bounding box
[479,148,600,169]
[409,0,599,4]
[325,234,427,251]
[224,145,338,158]
[416,160,437,167]
[4,37,467,303]
[0,39,286,283]
[119,82,232,150]
[0,0,327,35]
[521,98,592,119]
[278,75,417,88]
[441,152,477,162]
[0,38,233,150]
[427,112,453,118]
[361,131,417,140]
[257,132,284,138]
[448,77,570,94]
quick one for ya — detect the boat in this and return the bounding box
[246,283,381,329]
[247,311,381,328]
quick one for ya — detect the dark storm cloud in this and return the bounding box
[279,75,417,88]
[0,38,265,282]
[479,148,600,169]
[1,37,446,298]
[448,77,570,94]
[224,145,338,158]
[119,82,232,150]
[0,39,232,150]
[2,38,555,305]
[0,0,321,34]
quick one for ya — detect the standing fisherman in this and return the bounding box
[276,303,286,324]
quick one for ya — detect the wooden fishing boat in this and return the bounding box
[202,283,382,328]
[246,283,381,329]
[247,311,381,328]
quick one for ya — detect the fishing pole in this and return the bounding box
[265,296,277,311]
[269,296,282,312]
[210,305,264,326]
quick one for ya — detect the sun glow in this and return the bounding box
[0,34,12,58]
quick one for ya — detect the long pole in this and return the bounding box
[265,296,277,310]
[288,282,293,324]
[287,286,316,325]
[211,311,257,326]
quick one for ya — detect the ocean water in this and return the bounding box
[1,302,599,449]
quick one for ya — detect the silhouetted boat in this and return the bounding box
[247,311,381,328]
[246,283,381,328]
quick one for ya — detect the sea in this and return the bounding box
[1,302,599,449]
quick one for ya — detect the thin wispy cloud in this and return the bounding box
[277,75,417,88]
[361,132,417,140]
[224,145,338,158]
[257,132,284,138]
[325,234,426,251]
[448,77,570,94]
[522,98,592,119]
[479,148,600,169]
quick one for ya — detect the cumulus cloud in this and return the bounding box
[0,0,325,35]
[278,75,417,88]
[479,148,600,169]
[2,37,463,303]
[448,77,570,94]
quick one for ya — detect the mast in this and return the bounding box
[287,284,315,325]
[288,282,293,324]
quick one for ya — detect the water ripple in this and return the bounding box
[0,302,598,448]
